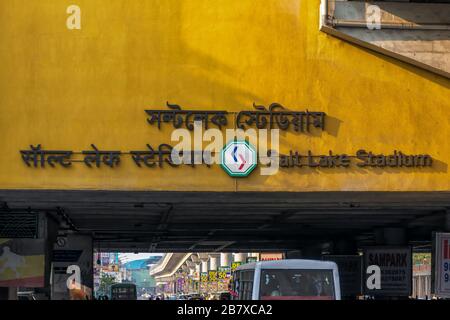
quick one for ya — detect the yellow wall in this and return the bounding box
[0,0,449,192]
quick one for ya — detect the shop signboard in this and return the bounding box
[433,233,450,298]
[231,261,242,272]
[192,271,200,281]
[259,253,284,261]
[218,280,229,292]
[200,272,208,283]
[208,270,218,282]
[246,257,257,263]
[0,238,46,287]
[218,266,231,279]
[51,235,93,300]
[208,281,218,292]
[199,282,207,293]
[363,246,412,296]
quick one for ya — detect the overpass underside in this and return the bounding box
[1,190,449,253]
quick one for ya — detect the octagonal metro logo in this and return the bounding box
[220,140,257,177]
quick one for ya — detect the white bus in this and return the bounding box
[232,259,341,300]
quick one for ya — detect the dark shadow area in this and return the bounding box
[1,189,450,252]
[109,0,262,109]
[324,115,342,137]
[276,157,447,175]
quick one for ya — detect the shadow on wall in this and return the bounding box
[357,44,450,89]
[324,116,342,137]
[322,29,450,88]
[116,0,262,108]
[274,157,448,176]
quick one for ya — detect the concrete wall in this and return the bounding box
[328,1,450,75]
[333,1,450,24]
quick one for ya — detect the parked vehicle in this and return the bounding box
[110,283,137,300]
[232,259,341,300]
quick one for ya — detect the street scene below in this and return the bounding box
[22,250,431,301]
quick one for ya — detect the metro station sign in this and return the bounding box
[220,141,257,177]
[17,103,434,177]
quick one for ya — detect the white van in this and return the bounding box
[232,259,341,300]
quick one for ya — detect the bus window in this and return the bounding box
[260,269,335,300]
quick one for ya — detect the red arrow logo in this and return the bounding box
[238,154,246,170]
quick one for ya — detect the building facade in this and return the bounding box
[0,0,449,299]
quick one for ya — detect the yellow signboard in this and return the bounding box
[231,262,242,272]
[200,272,208,283]
[208,271,218,282]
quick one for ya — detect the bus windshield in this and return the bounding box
[259,269,335,300]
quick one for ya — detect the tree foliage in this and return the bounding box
[99,274,117,294]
